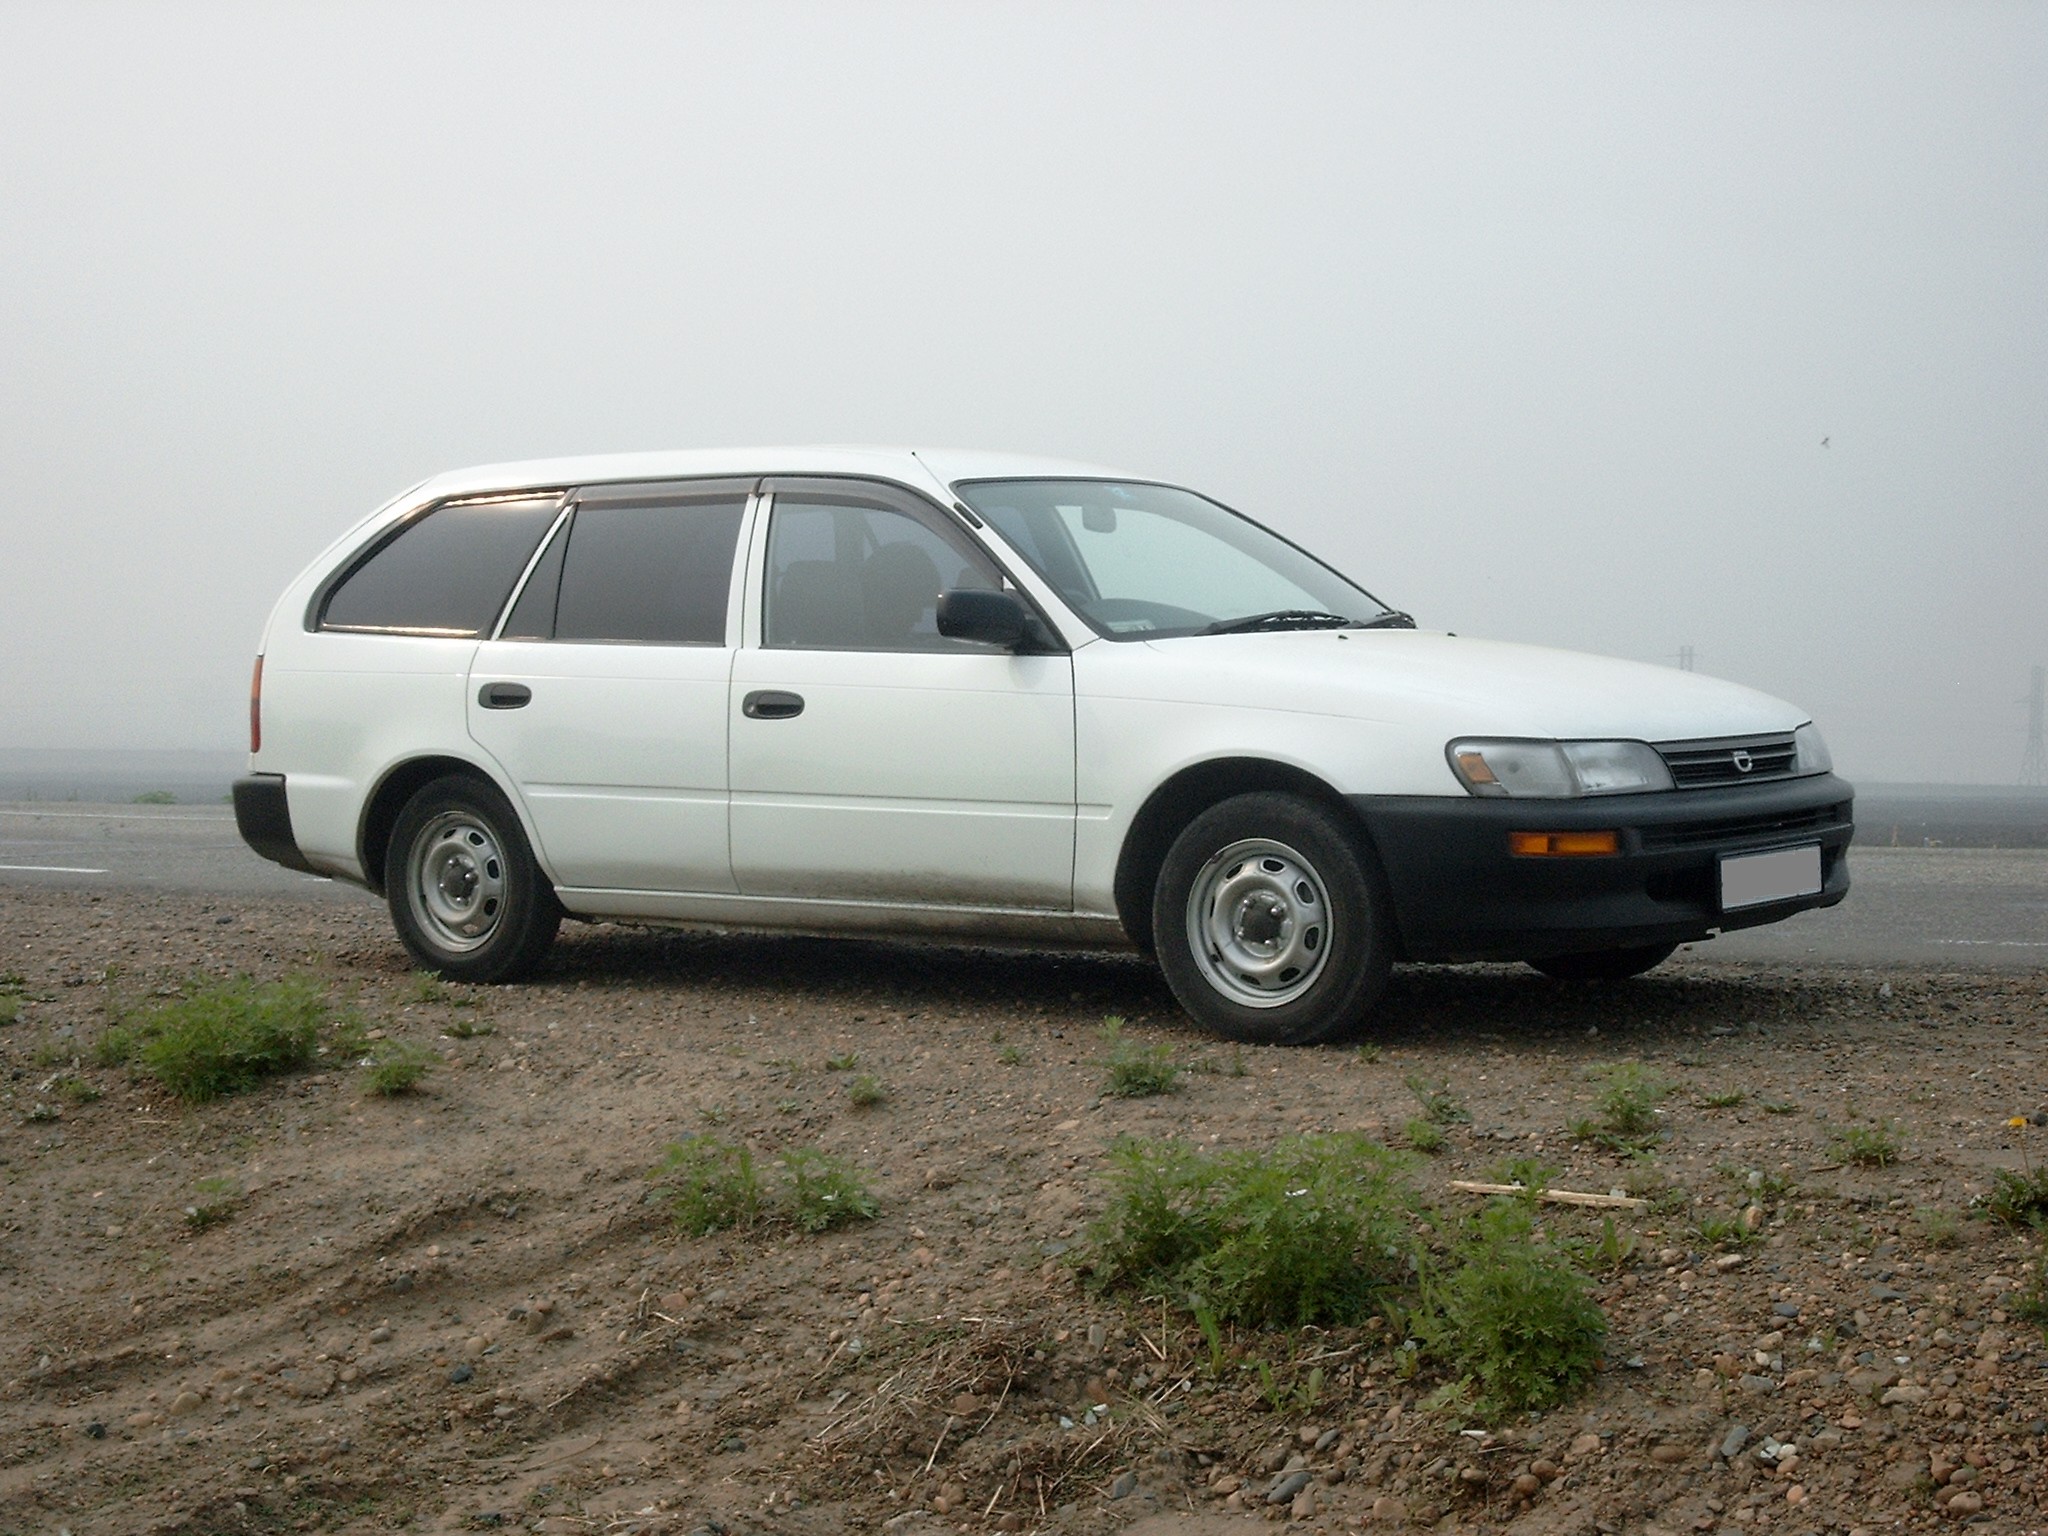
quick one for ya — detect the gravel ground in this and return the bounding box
[3,888,2047,1536]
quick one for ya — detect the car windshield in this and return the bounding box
[953,478,1400,640]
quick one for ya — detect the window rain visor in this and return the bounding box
[953,479,1397,640]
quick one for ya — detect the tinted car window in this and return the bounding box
[552,496,746,645]
[320,496,562,635]
[764,498,997,651]
[497,515,570,641]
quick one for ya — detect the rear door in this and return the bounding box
[467,479,753,893]
[728,479,1077,909]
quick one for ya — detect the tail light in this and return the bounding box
[249,656,264,754]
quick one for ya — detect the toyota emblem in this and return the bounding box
[1731,748,1754,774]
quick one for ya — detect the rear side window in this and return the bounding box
[550,494,747,645]
[320,496,562,636]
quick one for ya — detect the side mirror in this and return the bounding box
[937,587,1029,648]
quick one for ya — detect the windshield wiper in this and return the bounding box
[1202,609,1361,635]
[1359,610,1416,629]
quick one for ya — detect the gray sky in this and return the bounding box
[3,1,2043,783]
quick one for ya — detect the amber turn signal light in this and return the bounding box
[1508,830,1618,857]
[249,656,264,754]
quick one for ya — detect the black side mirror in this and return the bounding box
[937,587,1029,648]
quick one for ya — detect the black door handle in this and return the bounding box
[742,689,805,720]
[478,682,532,710]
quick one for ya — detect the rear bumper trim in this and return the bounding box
[233,774,317,875]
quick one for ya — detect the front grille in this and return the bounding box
[1637,802,1849,852]
[1655,733,1799,789]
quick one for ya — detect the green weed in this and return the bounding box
[1082,1133,1418,1327]
[1102,1018,1181,1099]
[778,1148,880,1232]
[824,1051,860,1072]
[1416,1203,1607,1416]
[1915,1207,1962,1249]
[1405,1119,1446,1155]
[408,972,450,1005]
[997,1044,1023,1066]
[442,1018,493,1039]
[183,1175,241,1230]
[1406,1074,1468,1125]
[1833,1121,1902,1168]
[0,994,17,1027]
[847,1073,886,1109]
[1353,1044,1382,1064]
[1576,1061,1672,1149]
[1583,1214,1639,1274]
[1761,1099,1799,1116]
[651,1136,763,1235]
[132,790,176,805]
[124,976,326,1101]
[362,1041,437,1096]
[1698,1089,1745,1109]
[1983,1166,2048,1227]
[53,1075,101,1105]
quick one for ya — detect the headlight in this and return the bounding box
[1793,723,1832,775]
[1448,738,1674,798]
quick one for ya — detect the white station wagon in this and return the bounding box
[236,448,1851,1044]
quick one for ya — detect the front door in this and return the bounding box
[728,480,1076,909]
[468,479,753,893]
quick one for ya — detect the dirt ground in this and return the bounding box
[3,887,2047,1536]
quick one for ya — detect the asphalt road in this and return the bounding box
[2,803,2043,969]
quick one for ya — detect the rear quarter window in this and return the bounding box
[318,495,563,636]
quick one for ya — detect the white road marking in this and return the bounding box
[0,809,233,822]
[1935,938,2048,948]
[0,863,109,874]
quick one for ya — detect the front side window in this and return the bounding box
[319,495,562,636]
[763,496,998,651]
[954,479,1398,639]
[540,494,747,645]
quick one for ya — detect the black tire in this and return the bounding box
[1527,943,1677,982]
[385,774,561,983]
[1152,792,1392,1045]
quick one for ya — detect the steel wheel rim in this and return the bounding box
[409,811,507,953]
[1185,837,1333,1008]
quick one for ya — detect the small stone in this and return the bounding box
[1291,1486,1317,1520]
[951,1392,981,1416]
[1718,1425,1751,1460]
[1713,1253,1747,1271]
[1530,1458,1561,1481]
[1880,1384,1929,1406]
[1371,1494,1405,1524]
[1772,1302,1802,1319]
[1209,1474,1241,1495]
[168,1390,204,1417]
[1512,1472,1541,1497]
[84,1421,106,1440]
[449,1364,474,1385]
[1739,1374,1778,1396]
[1110,1470,1138,1500]
[368,1326,392,1345]
[1650,1444,1688,1465]
[126,1411,156,1430]
[1569,1432,1602,1459]
[1314,1427,1341,1452]
[1266,1469,1313,1504]
[1785,1484,1806,1506]
[1945,1491,1983,1517]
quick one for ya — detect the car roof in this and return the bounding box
[412,446,1152,504]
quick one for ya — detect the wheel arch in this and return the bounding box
[358,755,528,897]
[1112,757,1384,954]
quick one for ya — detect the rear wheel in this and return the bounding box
[1527,942,1677,982]
[385,775,560,982]
[1153,793,1391,1045]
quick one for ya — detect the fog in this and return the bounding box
[2,2,2042,784]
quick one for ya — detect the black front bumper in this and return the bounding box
[233,774,317,875]
[1352,773,1853,963]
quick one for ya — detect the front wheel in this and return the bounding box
[1527,943,1677,982]
[1152,793,1392,1045]
[385,775,561,982]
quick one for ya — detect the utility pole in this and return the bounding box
[1677,645,1695,673]
[2024,665,2047,787]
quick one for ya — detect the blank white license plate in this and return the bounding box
[1719,843,1823,912]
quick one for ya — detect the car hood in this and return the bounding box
[1123,629,1808,742]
